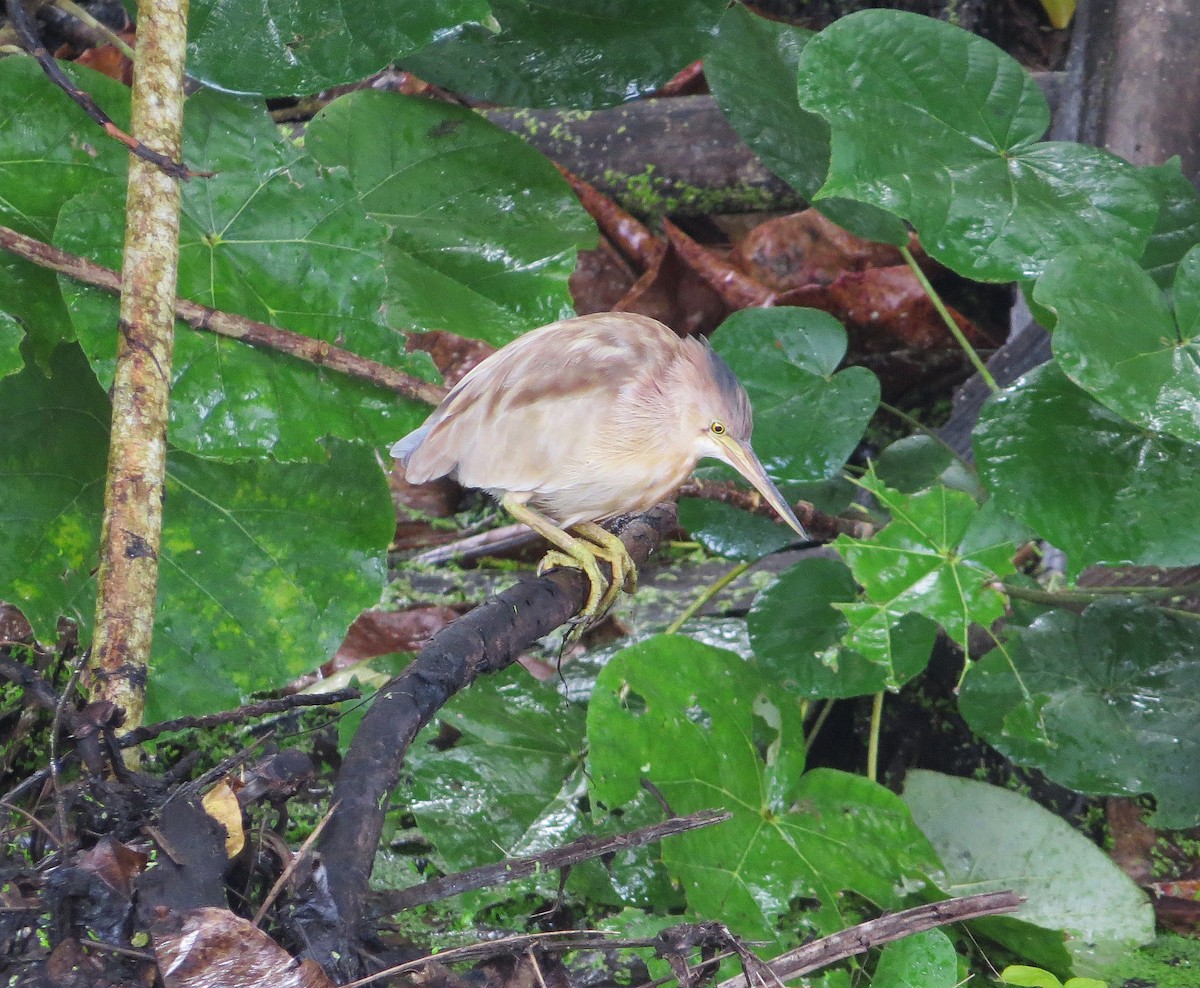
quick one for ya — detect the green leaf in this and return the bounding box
[404,0,727,109]
[588,635,940,939]
[974,362,1200,574]
[1137,158,1200,289]
[408,669,677,908]
[874,435,982,498]
[1039,244,1200,443]
[705,5,904,245]
[834,475,1015,649]
[0,345,108,632]
[0,60,129,364]
[903,771,1154,976]
[57,91,430,462]
[306,91,596,344]
[959,600,1200,829]
[795,10,1157,281]
[710,308,879,490]
[0,344,393,719]
[748,556,936,697]
[1000,965,1063,988]
[187,0,490,97]
[0,314,24,379]
[872,929,958,988]
[676,499,798,561]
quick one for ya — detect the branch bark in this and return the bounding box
[301,504,677,977]
[84,0,189,726]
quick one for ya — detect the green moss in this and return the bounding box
[1102,934,1200,987]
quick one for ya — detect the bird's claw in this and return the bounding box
[538,522,638,630]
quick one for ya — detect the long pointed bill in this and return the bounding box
[715,437,810,541]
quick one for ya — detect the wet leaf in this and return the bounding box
[57,91,429,462]
[706,5,905,245]
[186,0,489,97]
[974,363,1200,574]
[903,771,1154,976]
[404,0,727,109]
[0,60,128,364]
[834,474,1015,649]
[306,90,595,345]
[748,557,936,698]
[676,499,798,561]
[0,314,23,379]
[1136,158,1200,289]
[588,635,940,939]
[959,600,1200,829]
[0,345,394,720]
[1039,244,1200,443]
[795,10,1157,281]
[873,929,957,988]
[710,308,879,490]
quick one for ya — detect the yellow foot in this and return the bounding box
[537,523,639,625]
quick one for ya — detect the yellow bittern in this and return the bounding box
[392,312,809,624]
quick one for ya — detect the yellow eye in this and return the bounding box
[710,421,726,436]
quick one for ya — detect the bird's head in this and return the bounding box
[691,345,810,542]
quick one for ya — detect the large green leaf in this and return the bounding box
[0,344,394,720]
[186,0,490,97]
[959,600,1200,829]
[903,771,1154,976]
[404,0,726,109]
[57,91,431,462]
[588,635,940,940]
[974,363,1200,573]
[873,930,957,988]
[1039,245,1200,443]
[705,4,904,245]
[0,345,108,631]
[0,314,24,379]
[834,474,1015,650]
[795,10,1157,281]
[710,308,879,490]
[306,91,595,344]
[0,60,129,364]
[407,669,678,908]
[748,556,936,698]
[1136,158,1200,289]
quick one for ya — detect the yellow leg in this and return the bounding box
[501,496,610,623]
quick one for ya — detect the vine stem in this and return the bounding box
[665,560,753,635]
[900,244,998,392]
[866,691,883,783]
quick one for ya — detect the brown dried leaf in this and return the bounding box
[661,217,773,310]
[330,606,464,669]
[406,330,494,389]
[779,265,984,353]
[731,209,907,290]
[571,239,639,314]
[154,907,334,988]
[76,837,149,897]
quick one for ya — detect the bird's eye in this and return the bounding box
[710,421,726,436]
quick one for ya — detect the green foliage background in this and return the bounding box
[1,2,1194,981]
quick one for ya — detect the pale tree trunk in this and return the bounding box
[85,0,190,728]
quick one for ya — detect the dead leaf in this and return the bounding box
[201,782,245,859]
[154,907,335,988]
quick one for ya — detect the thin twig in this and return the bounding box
[715,890,1023,988]
[253,800,339,927]
[0,225,448,407]
[3,0,197,179]
[379,807,732,912]
[117,686,362,747]
[666,560,753,634]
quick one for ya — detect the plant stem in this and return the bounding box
[665,560,753,634]
[85,0,189,729]
[900,244,998,392]
[1001,579,1200,607]
[866,691,883,782]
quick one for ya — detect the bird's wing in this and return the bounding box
[402,314,678,493]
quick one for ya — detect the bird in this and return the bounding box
[391,312,810,626]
